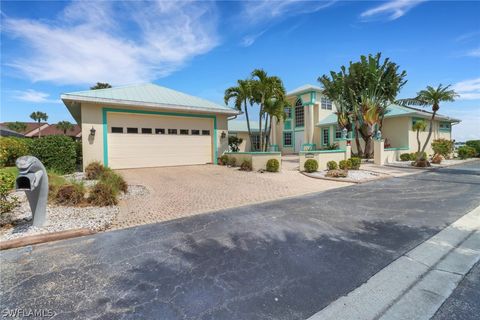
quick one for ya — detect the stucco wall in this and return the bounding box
[382,117,410,149]
[225,152,282,171]
[299,150,348,171]
[408,119,452,155]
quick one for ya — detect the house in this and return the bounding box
[1,122,49,137]
[0,124,25,138]
[228,120,260,151]
[61,83,239,170]
[230,84,460,155]
[0,122,82,139]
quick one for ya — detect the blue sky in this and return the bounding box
[1,0,479,141]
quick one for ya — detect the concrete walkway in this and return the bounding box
[1,161,479,320]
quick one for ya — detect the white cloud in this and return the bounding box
[360,0,427,21]
[466,47,480,57]
[241,30,267,47]
[453,78,480,100]
[15,89,60,103]
[3,0,219,85]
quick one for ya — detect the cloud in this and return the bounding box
[241,30,267,47]
[360,0,427,21]
[465,47,480,57]
[453,78,480,100]
[3,0,219,85]
[15,89,60,103]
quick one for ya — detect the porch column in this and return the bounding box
[305,105,314,145]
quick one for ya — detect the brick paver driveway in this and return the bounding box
[113,157,349,229]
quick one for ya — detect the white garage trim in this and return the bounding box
[102,107,217,167]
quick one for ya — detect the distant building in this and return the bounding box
[0,122,82,140]
[0,124,25,138]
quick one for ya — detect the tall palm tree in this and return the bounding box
[225,80,254,150]
[412,120,427,156]
[264,97,288,150]
[90,82,112,90]
[29,111,48,137]
[56,121,74,135]
[398,84,458,162]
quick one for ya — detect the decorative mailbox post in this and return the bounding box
[15,156,49,227]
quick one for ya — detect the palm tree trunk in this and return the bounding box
[417,111,437,161]
[263,114,270,151]
[416,130,421,154]
[38,120,41,138]
[354,125,363,157]
[258,102,263,151]
[266,115,273,151]
[244,99,254,152]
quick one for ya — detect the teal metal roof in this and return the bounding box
[228,120,260,132]
[61,83,237,113]
[287,84,323,96]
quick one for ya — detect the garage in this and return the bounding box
[106,112,214,169]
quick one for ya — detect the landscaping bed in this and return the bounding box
[386,158,477,169]
[303,169,382,183]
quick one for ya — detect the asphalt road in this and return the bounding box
[1,161,479,320]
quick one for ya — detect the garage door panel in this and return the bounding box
[106,112,213,169]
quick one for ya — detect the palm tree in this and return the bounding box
[56,121,74,135]
[398,84,458,162]
[412,120,427,156]
[6,121,27,133]
[90,82,112,90]
[225,80,254,150]
[264,97,288,150]
[29,111,48,137]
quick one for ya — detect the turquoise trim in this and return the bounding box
[225,152,281,155]
[294,127,304,132]
[283,131,293,147]
[321,127,330,146]
[385,147,409,151]
[439,121,451,132]
[284,120,292,130]
[302,143,316,151]
[299,149,346,154]
[102,107,218,167]
[310,91,316,104]
[269,144,279,152]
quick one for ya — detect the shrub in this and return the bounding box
[55,183,85,206]
[349,157,361,170]
[325,143,339,150]
[219,154,229,166]
[240,159,252,171]
[100,168,128,193]
[75,140,83,167]
[228,136,243,152]
[266,159,280,172]
[29,135,76,174]
[465,140,480,156]
[0,170,19,214]
[458,146,476,159]
[339,159,352,170]
[88,182,118,206]
[431,154,443,164]
[304,159,318,173]
[400,153,411,161]
[85,161,105,180]
[227,157,237,167]
[326,161,338,171]
[409,151,427,161]
[0,137,30,167]
[47,171,68,202]
[0,171,16,192]
[431,139,454,158]
[326,169,348,178]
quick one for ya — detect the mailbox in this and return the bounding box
[15,156,49,227]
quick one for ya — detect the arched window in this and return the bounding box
[295,99,304,127]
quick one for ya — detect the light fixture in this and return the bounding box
[90,126,96,136]
[221,131,226,139]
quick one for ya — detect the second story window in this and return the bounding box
[321,97,332,110]
[284,107,292,119]
[294,99,304,127]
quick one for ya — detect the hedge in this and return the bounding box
[29,135,77,174]
[0,137,30,167]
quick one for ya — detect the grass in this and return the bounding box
[0,167,18,177]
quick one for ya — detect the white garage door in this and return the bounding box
[107,112,214,169]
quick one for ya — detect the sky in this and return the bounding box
[1,0,479,141]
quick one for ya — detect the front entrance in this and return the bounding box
[294,130,304,153]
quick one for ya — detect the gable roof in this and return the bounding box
[0,124,25,137]
[39,123,82,138]
[228,120,260,133]
[287,84,323,96]
[61,83,239,122]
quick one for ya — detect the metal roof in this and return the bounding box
[287,84,323,96]
[228,120,260,132]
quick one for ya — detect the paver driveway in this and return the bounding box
[1,161,479,320]
[112,159,350,229]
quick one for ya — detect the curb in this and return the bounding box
[0,228,96,251]
[307,205,480,320]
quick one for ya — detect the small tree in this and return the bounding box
[6,121,27,133]
[431,139,454,158]
[56,121,74,135]
[29,111,48,137]
[412,120,427,156]
[228,136,243,152]
[90,82,112,90]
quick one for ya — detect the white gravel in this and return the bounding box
[388,159,469,168]
[307,169,380,182]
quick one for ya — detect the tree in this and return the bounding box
[398,84,458,164]
[228,136,243,152]
[90,82,112,90]
[263,97,288,151]
[29,111,48,137]
[6,121,27,133]
[225,80,254,150]
[318,53,407,158]
[56,121,74,135]
[412,120,427,155]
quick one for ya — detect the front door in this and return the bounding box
[294,131,304,153]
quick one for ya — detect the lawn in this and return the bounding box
[0,167,18,177]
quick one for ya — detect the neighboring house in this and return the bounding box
[37,124,82,140]
[233,84,460,155]
[228,120,260,151]
[61,83,239,170]
[0,122,49,137]
[0,124,25,138]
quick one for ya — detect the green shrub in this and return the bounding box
[0,137,30,167]
[88,182,118,206]
[431,139,454,158]
[0,170,19,214]
[55,182,85,206]
[219,154,229,166]
[400,153,411,161]
[339,159,352,170]
[326,161,338,171]
[100,168,128,193]
[349,157,361,170]
[458,146,476,159]
[304,159,318,173]
[465,140,480,156]
[266,159,280,172]
[227,157,237,167]
[0,171,16,192]
[85,161,105,180]
[240,159,252,171]
[29,135,76,174]
[409,152,427,161]
[75,140,83,166]
[47,171,68,202]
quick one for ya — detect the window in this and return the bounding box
[202,130,210,135]
[294,99,304,128]
[321,97,332,110]
[335,127,342,139]
[168,129,178,135]
[111,127,123,133]
[127,127,138,134]
[155,128,165,134]
[251,135,260,150]
[180,129,189,135]
[191,130,200,135]
[284,107,292,119]
[439,122,451,131]
[322,128,329,145]
[142,128,152,134]
[283,132,292,147]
